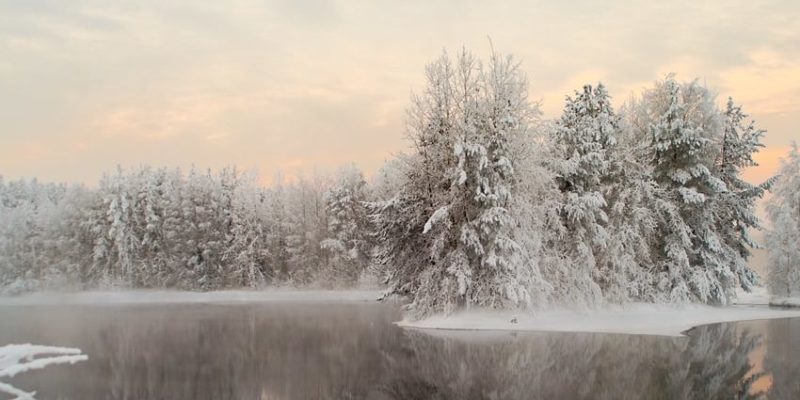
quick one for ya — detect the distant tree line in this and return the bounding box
[1,48,790,318]
[0,165,376,293]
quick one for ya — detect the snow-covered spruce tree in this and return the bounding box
[715,98,772,292]
[220,168,272,287]
[549,83,618,306]
[375,49,543,318]
[766,143,800,297]
[319,165,373,286]
[646,77,734,304]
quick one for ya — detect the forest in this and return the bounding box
[1,49,798,318]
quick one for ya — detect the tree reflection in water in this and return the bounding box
[377,324,763,400]
[763,318,800,399]
[0,303,796,400]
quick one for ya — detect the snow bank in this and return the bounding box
[0,289,384,306]
[0,344,87,379]
[0,344,87,400]
[735,287,800,308]
[769,297,800,307]
[397,304,800,337]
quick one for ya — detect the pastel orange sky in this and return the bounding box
[1,0,798,188]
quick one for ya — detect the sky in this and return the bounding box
[1,0,799,188]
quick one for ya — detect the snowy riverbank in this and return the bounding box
[397,303,800,337]
[734,286,800,308]
[0,289,385,306]
[4,289,799,338]
[770,297,800,307]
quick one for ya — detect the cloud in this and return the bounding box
[1,0,799,185]
[718,49,800,115]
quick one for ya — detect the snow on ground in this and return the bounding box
[397,303,800,337]
[735,286,800,308]
[0,289,384,306]
[770,297,800,307]
[0,344,87,400]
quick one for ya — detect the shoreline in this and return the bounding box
[396,303,800,337]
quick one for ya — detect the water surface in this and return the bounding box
[1,301,798,399]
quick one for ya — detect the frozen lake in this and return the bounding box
[1,301,799,399]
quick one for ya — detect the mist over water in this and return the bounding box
[1,301,798,399]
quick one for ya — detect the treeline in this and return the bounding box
[0,165,376,293]
[0,48,778,317]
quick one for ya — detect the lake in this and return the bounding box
[1,300,798,399]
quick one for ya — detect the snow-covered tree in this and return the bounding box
[549,83,618,306]
[714,98,772,292]
[264,176,291,282]
[320,165,373,286]
[285,172,330,285]
[375,49,545,317]
[369,157,430,298]
[221,168,268,288]
[766,143,800,297]
[105,168,139,284]
[644,77,733,304]
[506,122,558,308]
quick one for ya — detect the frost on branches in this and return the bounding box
[766,143,800,298]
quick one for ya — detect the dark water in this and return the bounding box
[0,302,798,400]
